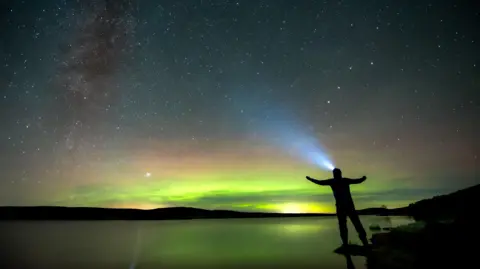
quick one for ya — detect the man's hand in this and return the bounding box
[306,176,312,180]
[362,176,367,180]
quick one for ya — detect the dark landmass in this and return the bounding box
[1,183,477,221]
[0,206,325,220]
[0,205,395,220]
[405,183,479,221]
[368,183,480,269]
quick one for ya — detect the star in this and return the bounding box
[0,0,477,216]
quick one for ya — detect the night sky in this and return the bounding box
[0,0,478,213]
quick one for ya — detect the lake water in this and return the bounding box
[0,216,413,269]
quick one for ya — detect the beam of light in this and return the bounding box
[129,225,142,269]
[231,90,335,171]
[258,120,336,171]
[310,152,335,171]
[285,131,336,171]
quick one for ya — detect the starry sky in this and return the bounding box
[0,0,478,213]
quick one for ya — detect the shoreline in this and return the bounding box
[0,206,406,221]
[368,217,478,269]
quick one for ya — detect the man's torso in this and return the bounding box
[329,180,355,209]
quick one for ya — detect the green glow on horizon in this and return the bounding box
[33,139,450,213]
[48,162,422,213]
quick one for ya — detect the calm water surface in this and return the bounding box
[0,216,413,269]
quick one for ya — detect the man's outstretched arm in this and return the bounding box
[305,176,331,186]
[346,176,367,184]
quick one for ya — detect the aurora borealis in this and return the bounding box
[0,0,478,213]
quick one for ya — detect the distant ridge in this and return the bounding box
[1,183,477,220]
[0,206,335,220]
[0,205,396,221]
[406,183,480,221]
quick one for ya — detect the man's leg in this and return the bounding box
[348,210,369,246]
[337,209,348,246]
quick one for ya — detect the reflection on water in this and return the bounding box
[343,254,356,269]
[0,216,413,269]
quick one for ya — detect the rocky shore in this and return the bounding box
[368,217,478,269]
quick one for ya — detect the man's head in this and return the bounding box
[333,168,342,179]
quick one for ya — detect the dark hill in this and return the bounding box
[405,183,480,221]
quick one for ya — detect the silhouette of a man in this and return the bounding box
[306,168,369,246]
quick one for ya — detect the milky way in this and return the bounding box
[54,0,136,158]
